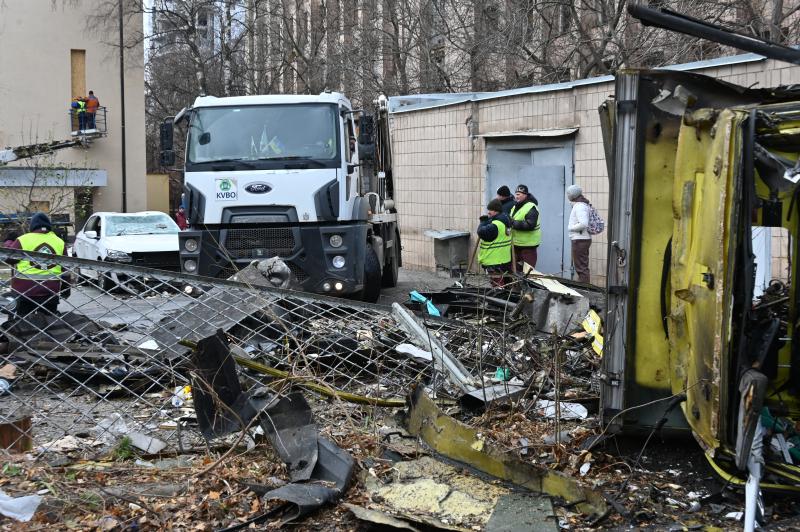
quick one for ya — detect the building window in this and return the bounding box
[70,49,86,99]
[28,201,50,213]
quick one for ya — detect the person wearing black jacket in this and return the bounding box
[496,186,515,215]
[477,199,513,287]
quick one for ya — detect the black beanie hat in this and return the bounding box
[487,199,503,212]
[30,212,52,232]
[496,185,511,197]
[516,184,529,195]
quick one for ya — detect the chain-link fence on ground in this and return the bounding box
[0,248,528,461]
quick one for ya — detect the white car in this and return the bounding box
[73,211,181,287]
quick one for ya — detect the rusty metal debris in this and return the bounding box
[404,385,607,518]
[4,248,798,529]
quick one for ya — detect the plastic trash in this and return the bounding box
[534,400,589,420]
[171,385,192,407]
[0,489,42,522]
[395,343,433,362]
[0,379,9,396]
[494,367,511,381]
[408,291,441,317]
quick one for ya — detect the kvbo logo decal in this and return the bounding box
[215,178,238,201]
[244,182,272,194]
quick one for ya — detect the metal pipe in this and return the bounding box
[628,5,800,66]
[391,302,477,392]
[119,0,128,212]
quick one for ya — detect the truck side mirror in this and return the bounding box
[357,115,376,162]
[161,150,176,167]
[160,121,173,151]
[160,120,175,167]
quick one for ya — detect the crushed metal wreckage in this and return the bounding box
[0,249,798,529]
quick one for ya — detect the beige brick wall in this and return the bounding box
[391,56,800,286]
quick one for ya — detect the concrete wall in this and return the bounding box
[0,1,146,220]
[390,55,800,286]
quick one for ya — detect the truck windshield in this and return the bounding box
[186,103,341,169]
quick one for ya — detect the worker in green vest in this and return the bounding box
[6,213,69,317]
[477,199,512,287]
[510,184,541,270]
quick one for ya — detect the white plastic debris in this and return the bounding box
[395,343,433,362]
[137,339,159,350]
[726,511,744,520]
[38,435,104,452]
[0,489,42,522]
[534,400,589,420]
[579,462,591,476]
[128,432,167,454]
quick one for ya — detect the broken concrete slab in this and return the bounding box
[364,455,519,531]
[404,386,606,518]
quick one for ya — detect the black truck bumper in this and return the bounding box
[178,223,368,296]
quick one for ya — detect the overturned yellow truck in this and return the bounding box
[599,63,800,501]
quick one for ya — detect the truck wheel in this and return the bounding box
[362,247,381,303]
[381,233,399,288]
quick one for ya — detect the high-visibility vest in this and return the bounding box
[478,219,512,267]
[76,100,86,114]
[15,232,65,281]
[510,201,542,247]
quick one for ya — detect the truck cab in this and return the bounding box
[161,92,400,301]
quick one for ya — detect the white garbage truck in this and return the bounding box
[159,92,400,302]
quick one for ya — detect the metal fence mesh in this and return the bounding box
[0,248,532,460]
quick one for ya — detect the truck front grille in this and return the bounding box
[223,228,295,259]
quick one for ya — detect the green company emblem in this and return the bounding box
[219,179,232,191]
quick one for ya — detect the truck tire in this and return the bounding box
[381,233,399,288]
[362,247,381,303]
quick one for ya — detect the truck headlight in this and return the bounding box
[183,259,198,272]
[332,255,345,269]
[329,234,343,248]
[106,250,132,263]
[184,238,198,252]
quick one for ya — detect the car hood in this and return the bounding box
[103,234,179,253]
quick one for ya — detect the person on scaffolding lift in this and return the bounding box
[71,96,87,132]
[86,90,99,130]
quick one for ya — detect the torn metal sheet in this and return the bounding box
[392,302,524,406]
[391,303,477,393]
[404,386,606,518]
[149,283,284,359]
[259,392,318,482]
[191,331,267,440]
[343,503,422,531]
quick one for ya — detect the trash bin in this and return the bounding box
[424,230,470,276]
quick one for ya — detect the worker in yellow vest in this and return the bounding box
[6,213,69,317]
[477,199,512,287]
[509,184,542,270]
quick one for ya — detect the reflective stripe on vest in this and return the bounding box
[510,201,542,247]
[478,219,512,267]
[15,232,65,280]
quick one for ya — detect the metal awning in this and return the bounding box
[477,127,579,138]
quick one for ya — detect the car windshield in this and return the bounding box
[187,103,341,165]
[105,214,178,236]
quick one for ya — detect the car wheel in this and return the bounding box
[381,232,400,288]
[361,247,381,303]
